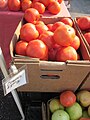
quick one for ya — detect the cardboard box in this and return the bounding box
[10,17,90,92]
[74,17,90,56]
[78,71,90,91]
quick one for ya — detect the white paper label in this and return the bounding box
[3,69,27,95]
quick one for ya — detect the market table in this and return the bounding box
[0,11,23,68]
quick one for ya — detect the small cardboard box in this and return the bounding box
[74,17,90,56]
[10,17,90,92]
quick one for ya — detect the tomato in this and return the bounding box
[70,35,80,50]
[84,32,90,45]
[52,21,65,32]
[35,22,48,34]
[39,31,55,50]
[26,39,48,60]
[32,2,45,14]
[58,0,63,4]
[24,8,40,24]
[8,0,20,11]
[60,17,73,27]
[47,24,53,31]
[39,0,53,7]
[15,40,28,56]
[79,118,90,120]
[56,46,77,62]
[48,1,61,15]
[0,0,8,8]
[77,16,90,30]
[60,91,76,107]
[21,0,32,12]
[48,44,61,61]
[20,23,39,42]
[54,25,75,46]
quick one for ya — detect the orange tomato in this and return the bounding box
[54,25,75,46]
[60,91,76,107]
[77,16,90,30]
[84,32,90,45]
[32,2,45,14]
[35,22,48,34]
[8,0,20,11]
[24,8,40,24]
[48,1,61,15]
[39,0,53,7]
[21,0,32,12]
[52,21,65,32]
[60,17,73,27]
[26,39,48,60]
[70,35,80,50]
[15,40,28,56]
[39,31,55,50]
[20,23,39,42]
[0,0,8,8]
[56,46,77,62]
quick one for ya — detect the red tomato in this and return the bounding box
[20,23,39,42]
[48,1,61,15]
[77,16,90,30]
[58,0,63,4]
[24,8,40,24]
[26,39,48,60]
[8,0,20,11]
[80,118,90,120]
[56,46,77,62]
[32,2,45,14]
[70,35,80,50]
[15,40,28,56]
[35,22,48,34]
[54,25,75,46]
[0,0,8,8]
[60,17,73,27]
[47,24,53,31]
[48,44,61,61]
[60,91,76,107]
[52,21,65,32]
[21,0,32,12]
[39,0,53,7]
[39,31,55,50]
[84,32,90,45]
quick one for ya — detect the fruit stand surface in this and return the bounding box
[0,0,90,120]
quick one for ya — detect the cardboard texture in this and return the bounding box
[78,72,90,91]
[10,17,90,92]
[74,17,90,55]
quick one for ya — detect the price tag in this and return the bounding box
[2,65,28,96]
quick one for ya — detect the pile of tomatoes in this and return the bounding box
[15,11,81,62]
[0,0,63,15]
[77,16,90,46]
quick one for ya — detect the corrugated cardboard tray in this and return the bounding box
[10,17,90,92]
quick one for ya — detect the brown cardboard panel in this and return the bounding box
[79,72,90,91]
[10,17,90,92]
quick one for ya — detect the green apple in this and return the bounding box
[51,110,70,120]
[66,102,82,120]
[49,98,64,113]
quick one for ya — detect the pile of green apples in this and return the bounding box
[49,90,90,120]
